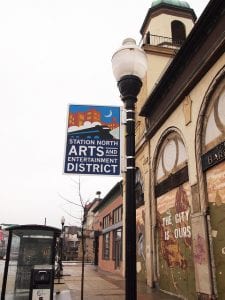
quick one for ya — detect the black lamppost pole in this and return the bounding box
[112,38,147,300]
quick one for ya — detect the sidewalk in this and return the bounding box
[54,262,179,300]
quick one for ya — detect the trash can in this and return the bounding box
[29,265,54,300]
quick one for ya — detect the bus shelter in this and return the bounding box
[1,224,60,300]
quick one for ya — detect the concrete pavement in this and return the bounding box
[54,262,179,300]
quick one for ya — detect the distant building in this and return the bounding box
[0,224,18,258]
[93,181,123,275]
[62,225,80,261]
[0,227,8,258]
[76,192,102,263]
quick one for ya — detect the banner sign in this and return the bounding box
[64,104,121,176]
[202,141,225,171]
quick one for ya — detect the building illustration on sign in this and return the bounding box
[64,105,121,176]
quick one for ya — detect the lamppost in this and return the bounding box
[112,38,147,300]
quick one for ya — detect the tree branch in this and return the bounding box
[58,192,82,208]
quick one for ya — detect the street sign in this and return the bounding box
[64,104,121,176]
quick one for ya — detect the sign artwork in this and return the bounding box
[64,105,121,176]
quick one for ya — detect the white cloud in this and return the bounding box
[68,121,101,133]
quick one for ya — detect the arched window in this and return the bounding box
[203,86,225,154]
[171,20,186,45]
[155,132,188,196]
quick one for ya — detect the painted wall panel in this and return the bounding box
[157,183,196,299]
[136,206,147,282]
[206,160,225,299]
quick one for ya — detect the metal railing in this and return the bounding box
[142,32,184,49]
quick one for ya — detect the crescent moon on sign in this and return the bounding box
[104,110,113,118]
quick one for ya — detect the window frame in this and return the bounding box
[112,227,122,261]
[112,206,123,224]
[103,214,110,229]
[102,232,110,260]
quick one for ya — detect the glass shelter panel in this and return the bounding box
[4,229,54,300]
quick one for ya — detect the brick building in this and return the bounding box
[92,181,123,275]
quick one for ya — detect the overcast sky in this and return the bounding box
[0,0,209,228]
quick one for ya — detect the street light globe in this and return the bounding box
[111,38,148,82]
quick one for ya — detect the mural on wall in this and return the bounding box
[157,183,196,299]
[136,206,146,282]
[206,160,225,299]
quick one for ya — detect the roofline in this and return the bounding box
[5,224,61,233]
[86,197,101,211]
[93,180,123,212]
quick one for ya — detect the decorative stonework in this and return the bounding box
[142,156,149,174]
[183,95,192,125]
[191,184,201,213]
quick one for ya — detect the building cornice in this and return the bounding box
[92,180,123,213]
